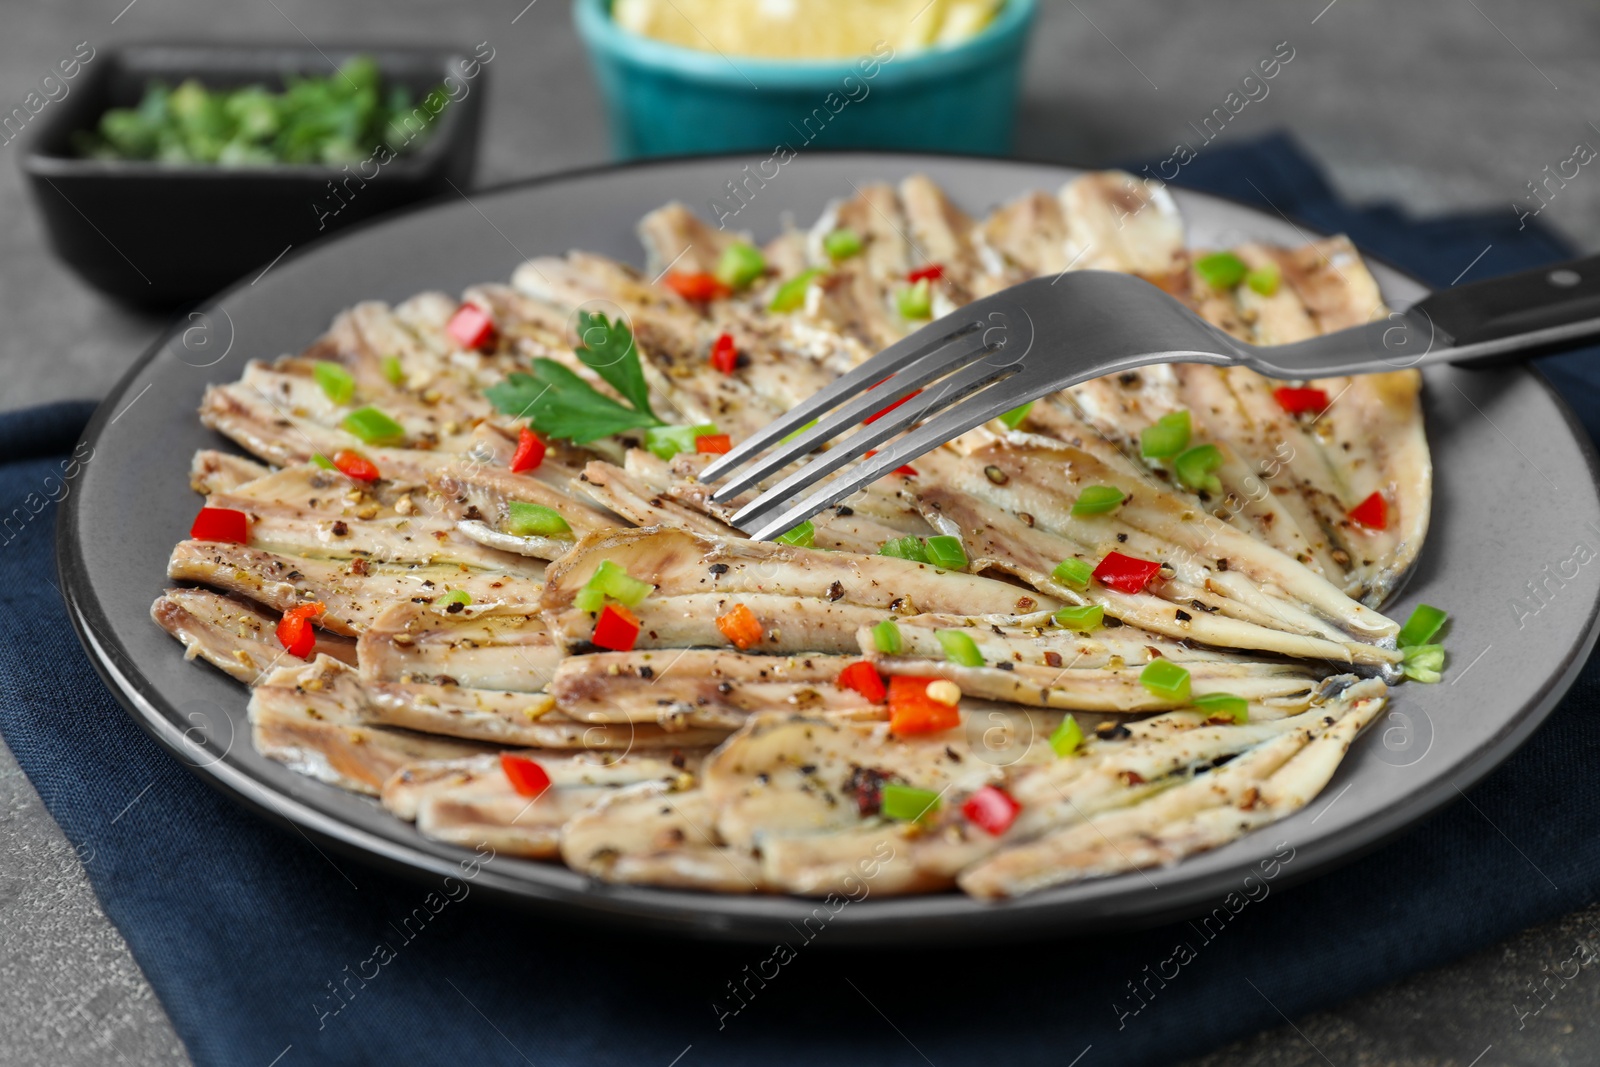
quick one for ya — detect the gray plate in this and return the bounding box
[57,153,1600,945]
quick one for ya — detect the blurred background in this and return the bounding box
[4,1,1600,1064]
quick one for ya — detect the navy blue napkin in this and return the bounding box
[6,134,1600,1067]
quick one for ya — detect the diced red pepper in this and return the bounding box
[189,506,249,544]
[1093,551,1163,594]
[962,785,1021,836]
[836,660,887,703]
[1348,491,1388,530]
[1273,386,1330,416]
[276,601,325,660]
[709,332,739,375]
[887,674,962,735]
[863,387,921,425]
[510,427,546,473]
[447,303,496,351]
[864,449,918,477]
[592,603,641,652]
[665,272,732,302]
[333,450,379,483]
[500,753,552,799]
[695,433,732,455]
[716,603,764,651]
[907,264,944,283]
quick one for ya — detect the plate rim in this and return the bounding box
[54,150,1600,943]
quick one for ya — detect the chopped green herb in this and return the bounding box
[1397,604,1447,648]
[313,361,355,405]
[769,269,824,312]
[881,783,940,821]
[644,422,719,460]
[1139,658,1191,701]
[1195,251,1249,290]
[776,521,816,548]
[1193,692,1248,723]
[823,227,863,261]
[1246,263,1281,296]
[923,534,967,570]
[380,355,405,385]
[879,536,930,563]
[1401,643,1445,683]
[936,629,985,667]
[998,402,1034,430]
[1054,604,1104,632]
[715,242,766,290]
[872,619,904,654]
[341,406,406,446]
[897,277,933,320]
[1071,485,1126,516]
[1141,410,1191,459]
[1049,715,1084,757]
[1052,558,1093,589]
[1174,444,1223,494]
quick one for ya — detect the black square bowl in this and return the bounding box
[20,43,486,307]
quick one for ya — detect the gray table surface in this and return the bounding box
[3,1,1598,1064]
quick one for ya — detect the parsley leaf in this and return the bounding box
[485,360,661,443]
[484,312,666,445]
[574,311,656,421]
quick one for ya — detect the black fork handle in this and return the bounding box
[1414,252,1600,364]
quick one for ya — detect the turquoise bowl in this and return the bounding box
[574,0,1037,159]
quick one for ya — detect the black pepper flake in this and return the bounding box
[843,765,891,817]
[944,746,963,763]
[709,563,729,575]
[464,505,483,521]
[1097,723,1132,740]
[799,763,818,775]
[330,520,349,537]
[1116,532,1128,543]
[834,505,854,517]
[446,601,464,614]
[827,581,845,602]
[1104,617,1124,628]
[1175,609,1191,622]
[1118,371,1141,387]
[671,750,687,768]
[1217,558,1229,571]
[716,681,733,694]
[997,661,1014,671]
[638,665,655,679]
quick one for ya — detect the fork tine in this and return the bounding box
[708,327,998,502]
[696,317,983,485]
[739,363,1037,540]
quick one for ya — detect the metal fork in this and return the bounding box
[700,255,1600,541]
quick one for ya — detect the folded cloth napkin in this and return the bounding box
[6,134,1600,1067]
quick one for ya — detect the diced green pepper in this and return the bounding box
[575,585,606,613]
[897,277,933,320]
[310,453,335,470]
[437,589,472,608]
[1193,692,1248,723]
[879,536,930,563]
[1054,604,1104,632]
[505,501,573,539]
[715,242,766,290]
[1052,558,1093,589]
[823,227,862,261]
[872,619,903,654]
[1174,444,1223,494]
[1195,251,1249,290]
[1049,715,1084,757]
[1071,485,1126,516]
[1245,263,1281,296]
[341,406,406,446]
[923,535,967,570]
[1139,658,1191,701]
[881,783,940,821]
[781,418,818,444]
[1140,410,1191,459]
[998,402,1033,430]
[644,422,719,460]
[776,521,815,549]
[1401,643,1445,683]
[381,355,405,385]
[1397,604,1447,648]
[585,559,654,608]
[313,361,355,405]
[936,629,985,667]
[769,269,824,312]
